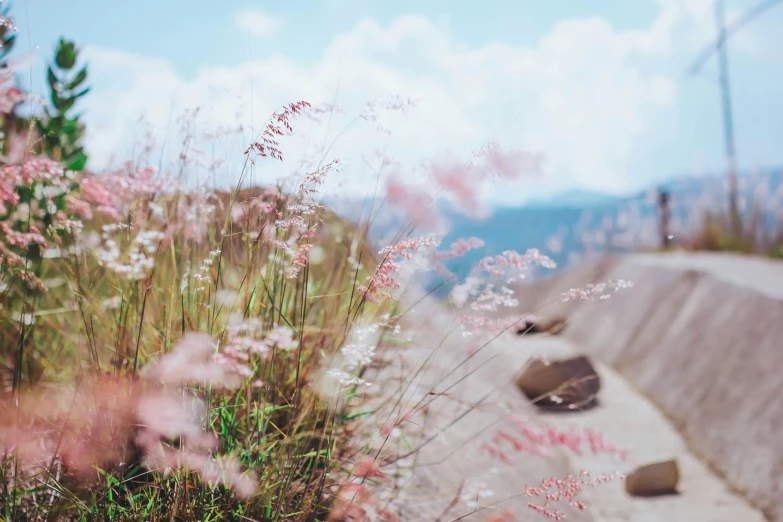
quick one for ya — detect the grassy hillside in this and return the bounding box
[0,139,407,520]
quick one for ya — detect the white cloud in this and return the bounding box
[78,0,751,204]
[234,8,282,38]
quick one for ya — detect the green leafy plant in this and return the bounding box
[0,2,17,68]
[0,2,24,162]
[36,38,89,171]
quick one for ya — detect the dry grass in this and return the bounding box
[0,153,402,520]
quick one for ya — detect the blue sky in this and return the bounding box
[10,0,783,205]
[16,1,660,71]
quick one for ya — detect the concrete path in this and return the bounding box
[355,288,766,522]
[506,251,783,520]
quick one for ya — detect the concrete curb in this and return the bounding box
[513,251,783,520]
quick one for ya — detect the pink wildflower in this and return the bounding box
[494,429,551,459]
[135,392,257,498]
[245,101,311,162]
[385,178,438,227]
[474,141,545,180]
[459,314,527,334]
[434,237,485,261]
[480,249,556,276]
[352,457,387,481]
[78,163,164,220]
[0,85,24,114]
[479,441,514,465]
[359,236,440,302]
[379,409,415,436]
[560,279,634,302]
[143,332,246,389]
[275,213,307,231]
[360,95,418,134]
[298,159,340,198]
[483,509,516,522]
[509,415,627,460]
[286,243,312,279]
[431,161,482,216]
[525,471,619,520]
[0,222,46,249]
[269,239,290,251]
[305,102,344,123]
[327,483,398,522]
[0,376,258,499]
[469,284,519,312]
[328,484,373,522]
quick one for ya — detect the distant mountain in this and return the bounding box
[325,167,783,298]
[522,189,624,209]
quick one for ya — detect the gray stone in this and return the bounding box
[515,355,600,410]
[516,315,567,336]
[625,460,680,497]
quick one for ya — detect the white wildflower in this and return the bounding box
[102,296,123,309]
[460,480,495,510]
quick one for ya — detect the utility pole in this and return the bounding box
[714,0,741,237]
[658,189,672,249]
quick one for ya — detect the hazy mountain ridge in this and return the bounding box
[325,168,783,297]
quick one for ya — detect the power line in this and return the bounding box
[713,0,740,233]
[686,0,783,234]
[687,0,783,76]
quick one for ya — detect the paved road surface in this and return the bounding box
[354,287,765,522]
